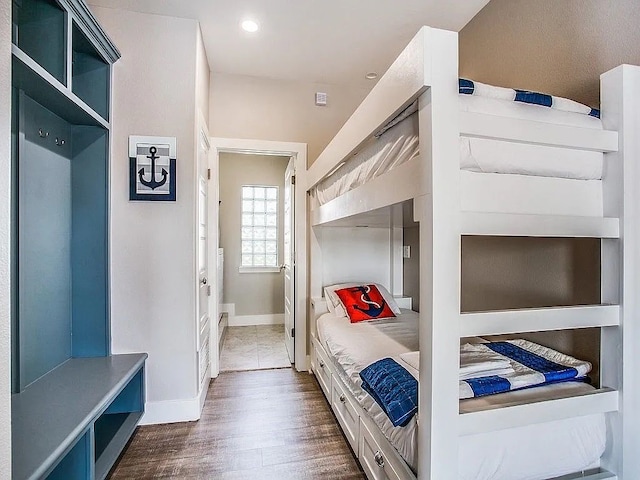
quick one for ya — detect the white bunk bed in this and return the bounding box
[307,27,640,480]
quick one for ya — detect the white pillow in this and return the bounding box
[324,282,401,317]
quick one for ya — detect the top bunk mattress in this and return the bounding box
[312,84,604,207]
[316,310,606,479]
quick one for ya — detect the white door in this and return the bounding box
[283,158,295,363]
[197,130,211,387]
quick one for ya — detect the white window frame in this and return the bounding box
[238,184,281,273]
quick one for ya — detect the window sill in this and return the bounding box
[238,266,282,274]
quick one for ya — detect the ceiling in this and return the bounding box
[88,0,490,87]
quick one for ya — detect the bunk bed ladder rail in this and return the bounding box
[598,65,640,479]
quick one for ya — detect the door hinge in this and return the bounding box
[207,168,211,180]
[207,285,211,296]
[291,175,295,185]
[291,327,295,338]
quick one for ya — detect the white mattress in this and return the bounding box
[313,95,604,206]
[316,310,606,479]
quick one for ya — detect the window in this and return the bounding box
[241,185,279,269]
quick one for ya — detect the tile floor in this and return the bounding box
[220,324,292,371]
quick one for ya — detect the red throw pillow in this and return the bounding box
[334,285,396,323]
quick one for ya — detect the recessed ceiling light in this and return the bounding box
[241,20,259,33]
[365,72,378,80]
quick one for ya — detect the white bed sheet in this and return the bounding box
[316,310,606,479]
[313,95,604,206]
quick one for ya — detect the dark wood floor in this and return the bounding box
[108,368,366,479]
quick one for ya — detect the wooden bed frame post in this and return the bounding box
[415,28,460,480]
[600,64,640,480]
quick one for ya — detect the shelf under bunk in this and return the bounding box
[311,157,423,227]
[461,212,619,238]
[458,387,618,436]
[460,304,619,337]
[312,168,614,228]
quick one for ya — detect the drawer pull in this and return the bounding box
[339,394,346,403]
[319,361,325,368]
[374,451,385,468]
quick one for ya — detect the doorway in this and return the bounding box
[208,138,307,377]
[218,153,289,371]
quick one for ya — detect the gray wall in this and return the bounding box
[461,237,600,312]
[219,153,289,317]
[0,0,12,473]
[459,0,640,107]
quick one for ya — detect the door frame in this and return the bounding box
[196,112,213,410]
[209,138,308,374]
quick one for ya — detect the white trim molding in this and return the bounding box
[220,303,235,327]
[209,138,308,372]
[141,396,203,425]
[229,313,284,327]
[238,266,281,274]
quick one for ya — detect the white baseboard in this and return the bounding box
[221,303,235,326]
[305,354,311,372]
[229,313,285,327]
[141,396,203,425]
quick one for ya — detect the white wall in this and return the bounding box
[91,6,202,422]
[403,226,420,311]
[0,0,12,475]
[195,27,209,122]
[209,73,369,166]
[219,153,289,317]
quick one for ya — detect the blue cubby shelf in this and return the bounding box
[12,354,147,480]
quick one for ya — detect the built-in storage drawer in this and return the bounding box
[331,376,360,455]
[313,338,332,400]
[359,418,404,480]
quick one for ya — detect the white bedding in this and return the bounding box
[316,310,606,479]
[313,95,604,206]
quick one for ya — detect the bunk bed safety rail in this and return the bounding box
[460,111,618,153]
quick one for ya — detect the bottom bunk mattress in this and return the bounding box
[316,310,606,479]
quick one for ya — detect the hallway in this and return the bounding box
[108,369,365,479]
[220,325,291,371]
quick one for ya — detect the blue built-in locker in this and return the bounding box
[11,1,147,479]
[16,91,110,390]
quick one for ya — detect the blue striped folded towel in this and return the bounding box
[459,78,600,118]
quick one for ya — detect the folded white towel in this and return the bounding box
[460,343,512,377]
[459,367,514,381]
[400,346,515,381]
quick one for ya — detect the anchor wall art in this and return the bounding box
[129,135,177,201]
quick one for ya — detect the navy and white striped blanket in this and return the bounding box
[459,78,600,118]
[459,339,591,399]
[360,339,591,426]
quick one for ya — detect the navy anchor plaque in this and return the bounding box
[129,135,177,201]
